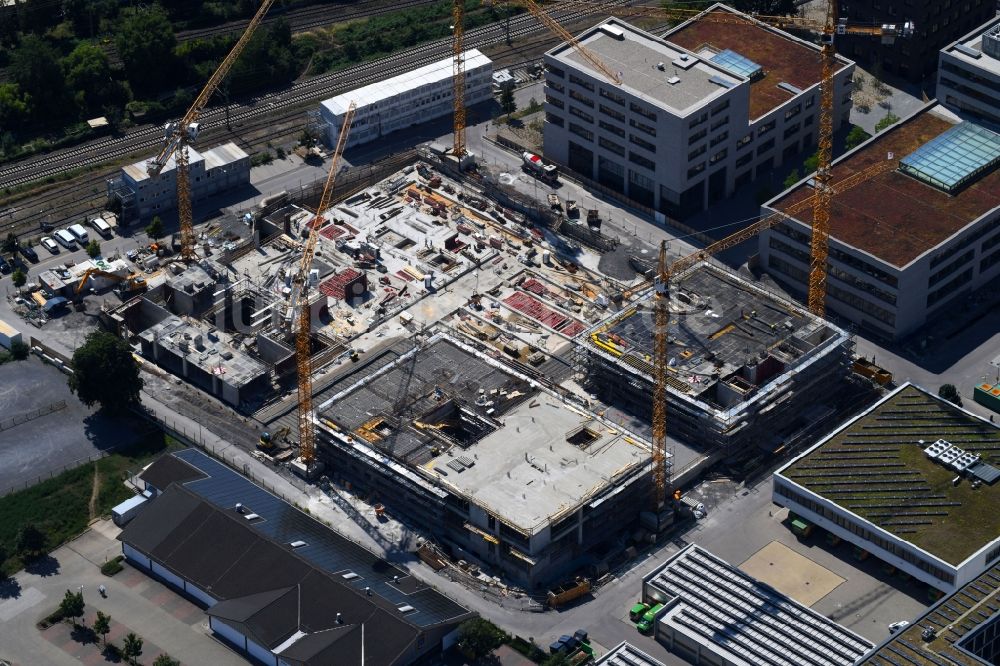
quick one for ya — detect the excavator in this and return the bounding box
[73,269,147,307]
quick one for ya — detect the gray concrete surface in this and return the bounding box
[0,522,245,666]
[0,356,139,496]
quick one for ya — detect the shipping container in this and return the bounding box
[0,319,22,350]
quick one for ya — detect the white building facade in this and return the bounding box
[320,50,493,149]
[938,16,1000,129]
[542,9,854,218]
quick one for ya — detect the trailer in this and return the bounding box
[547,576,590,608]
[0,319,22,351]
[522,151,558,183]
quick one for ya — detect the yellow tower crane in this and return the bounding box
[146,0,278,262]
[453,0,467,158]
[294,102,357,471]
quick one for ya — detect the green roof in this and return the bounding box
[781,384,1000,566]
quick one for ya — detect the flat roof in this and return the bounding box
[317,334,652,533]
[665,4,849,119]
[858,563,1000,665]
[778,384,1000,566]
[548,19,740,114]
[596,642,666,666]
[770,105,1000,268]
[586,263,845,411]
[942,15,1000,78]
[123,142,246,183]
[321,49,491,117]
[646,544,872,666]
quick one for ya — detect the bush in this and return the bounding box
[9,339,28,360]
[845,125,871,150]
[145,216,164,239]
[457,618,508,660]
[783,169,801,190]
[251,151,273,166]
[875,112,900,133]
[11,268,26,288]
[939,384,963,407]
[101,556,124,576]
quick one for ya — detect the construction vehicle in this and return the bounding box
[74,269,147,297]
[522,151,559,183]
[547,576,591,608]
[146,0,278,261]
[258,426,289,452]
[637,602,665,634]
[851,357,893,386]
[548,193,562,211]
[291,102,357,478]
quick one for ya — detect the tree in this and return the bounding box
[939,384,963,407]
[68,331,144,414]
[153,655,180,666]
[122,632,143,666]
[9,35,67,114]
[145,216,164,239]
[543,653,572,666]
[845,125,871,151]
[1,233,15,253]
[0,83,32,131]
[804,150,820,173]
[11,269,26,288]
[783,169,800,190]
[15,523,46,559]
[457,618,507,660]
[115,6,177,94]
[93,611,111,647]
[500,85,517,118]
[85,240,101,258]
[10,340,29,360]
[875,112,900,133]
[62,43,119,117]
[59,589,85,626]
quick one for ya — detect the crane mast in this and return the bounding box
[295,102,357,469]
[147,0,277,261]
[651,241,669,506]
[453,0,467,157]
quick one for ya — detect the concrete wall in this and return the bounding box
[122,543,151,569]
[210,617,246,650]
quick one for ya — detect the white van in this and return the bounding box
[68,223,89,244]
[90,217,112,238]
[55,229,77,249]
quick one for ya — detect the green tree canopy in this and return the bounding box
[115,6,177,94]
[85,240,101,258]
[122,632,143,666]
[62,43,117,117]
[500,86,516,117]
[69,331,144,414]
[457,618,507,659]
[15,523,46,558]
[59,589,85,624]
[0,84,32,131]
[845,125,872,151]
[93,611,111,647]
[145,216,164,239]
[939,384,963,407]
[11,269,26,288]
[9,35,67,113]
[153,654,180,666]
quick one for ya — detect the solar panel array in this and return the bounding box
[650,546,872,666]
[172,449,469,629]
[711,49,764,80]
[899,122,1000,193]
[596,642,666,666]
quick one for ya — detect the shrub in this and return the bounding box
[101,556,124,576]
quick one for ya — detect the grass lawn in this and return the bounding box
[0,430,183,576]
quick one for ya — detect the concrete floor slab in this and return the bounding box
[739,540,845,607]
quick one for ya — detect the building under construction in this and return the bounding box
[312,332,654,591]
[577,263,852,461]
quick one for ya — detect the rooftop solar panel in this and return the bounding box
[899,122,1000,193]
[710,49,764,81]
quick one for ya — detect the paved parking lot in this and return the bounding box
[0,522,245,666]
[0,357,140,496]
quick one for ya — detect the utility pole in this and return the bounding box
[505,0,512,45]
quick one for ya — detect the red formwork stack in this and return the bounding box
[319,268,367,300]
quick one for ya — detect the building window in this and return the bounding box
[629,134,656,152]
[736,152,752,168]
[784,103,802,120]
[546,112,564,127]
[711,100,729,116]
[599,136,625,156]
[599,119,625,137]
[928,250,974,287]
[758,120,776,137]
[689,128,707,145]
[599,87,625,106]
[689,144,706,160]
[689,112,708,129]
[569,123,593,142]
[710,115,728,131]
[804,115,814,127]
[737,133,753,150]
[547,65,565,78]
[569,89,594,108]
[548,81,565,94]
[599,104,625,122]
[629,118,657,137]
[545,94,564,109]
[783,122,801,139]
[687,162,706,178]
[756,138,775,155]
[569,105,594,123]
[710,131,729,147]
[805,96,815,109]
[709,148,727,165]
[629,151,656,170]
[629,102,657,121]
[569,73,594,91]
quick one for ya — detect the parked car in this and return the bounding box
[17,244,38,262]
[90,217,112,238]
[68,223,89,244]
[54,229,77,249]
[40,237,60,254]
[0,255,10,273]
[889,621,910,634]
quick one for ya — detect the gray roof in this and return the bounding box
[646,544,873,666]
[139,454,206,491]
[596,642,666,666]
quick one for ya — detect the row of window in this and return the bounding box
[928,249,974,287]
[774,480,955,585]
[768,255,897,325]
[770,237,897,305]
[929,217,1000,268]
[773,223,899,288]
[927,267,973,308]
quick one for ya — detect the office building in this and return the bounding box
[542,5,854,218]
[760,103,1000,340]
[774,384,1000,593]
[938,16,1000,128]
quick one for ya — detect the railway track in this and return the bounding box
[0,0,632,192]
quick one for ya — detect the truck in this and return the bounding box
[851,357,892,385]
[522,151,558,183]
[637,603,665,634]
[547,576,591,608]
[629,602,650,622]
